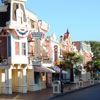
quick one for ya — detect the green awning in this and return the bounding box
[78,69,85,72]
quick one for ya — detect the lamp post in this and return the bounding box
[59,54,64,93]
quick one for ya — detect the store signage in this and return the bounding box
[31,33,43,38]
[14,29,31,38]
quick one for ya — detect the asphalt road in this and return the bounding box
[49,84,100,100]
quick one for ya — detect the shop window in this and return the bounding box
[34,72,41,84]
[22,43,26,55]
[15,42,19,55]
[29,45,34,56]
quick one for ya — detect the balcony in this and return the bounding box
[32,56,42,66]
[0,58,8,66]
[43,58,52,64]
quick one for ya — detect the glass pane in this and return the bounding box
[15,42,19,55]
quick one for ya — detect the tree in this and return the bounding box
[88,41,100,72]
[89,41,100,61]
[84,61,94,77]
[62,51,83,82]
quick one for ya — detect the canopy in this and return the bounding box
[50,66,68,74]
[94,71,100,73]
[34,66,50,72]
[34,66,55,73]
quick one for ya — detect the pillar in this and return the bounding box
[5,68,12,94]
[18,68,27,93]
[0,70,1,94]
[27,69,34,91]
[22,68,27,93]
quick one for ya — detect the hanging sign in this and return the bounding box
[14,29,31,38]
[31,33,43,38]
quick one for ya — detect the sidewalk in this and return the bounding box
[0,80,99,100]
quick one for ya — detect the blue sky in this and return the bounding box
[0,0,100,41]
[25,0,100,41]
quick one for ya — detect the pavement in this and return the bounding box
[0,80,100,100]
[48,84,100,100]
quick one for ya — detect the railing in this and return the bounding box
[29,56,42,66]
[43,58,52,63]
[28,56,53,65]
[0,59,8,65]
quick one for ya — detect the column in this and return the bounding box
[18,70,22,93]
[34,38,40,57]
[27,69,34,91]
[5,68,12,94]
[0,70,1,94]
[18,68,27,93]
[22,68,27,93]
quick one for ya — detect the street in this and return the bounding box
[49,84,100,100]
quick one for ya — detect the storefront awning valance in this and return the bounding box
[50,66,68,74]
[51,66,60,73]
[62,70,68,74]
[45,67,55,73]
[34,66,55,73]
[34,66,49,72]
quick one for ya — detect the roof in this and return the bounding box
[64,29,70,40]
[73,41,81,52]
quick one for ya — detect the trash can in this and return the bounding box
[90,77,94,84]
[76,78,84,88]
[53,80,61,94]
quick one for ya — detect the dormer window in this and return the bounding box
[16,4,23,24]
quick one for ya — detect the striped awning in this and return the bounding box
[34,66,55,73]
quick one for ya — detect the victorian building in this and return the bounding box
[73,41,93,81]
[0,0,31,94]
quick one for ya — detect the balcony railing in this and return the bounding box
[0,59,8,65]
[43,58,52,63]
[29,56,42,66]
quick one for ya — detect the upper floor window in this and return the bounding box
[15,42,19,55]
[22,43,26,56]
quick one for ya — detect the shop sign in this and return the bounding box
[31,33,43,38]
[14,29,31,38]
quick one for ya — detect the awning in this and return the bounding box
[50,66,68,74]
[51,66,60,73]
[62,70,68,74]
[94,71,100,73]
[75,68,85,72]
[79,69,85,72]
[34,66,50,72]
[45,67,55,73]
[34,66,55,73]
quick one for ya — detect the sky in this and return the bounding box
[0,0,100,41]
[25,0,100,41]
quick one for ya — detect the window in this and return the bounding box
[34,72,40,84]
[15,42,19,55]
[54,45,58,62]
[22,43,26,55]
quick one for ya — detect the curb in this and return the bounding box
[48,83,100,100]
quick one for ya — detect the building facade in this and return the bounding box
[73,41,93,81]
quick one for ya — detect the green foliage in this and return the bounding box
[74,66,81,75]
[84,61,93,72]
[62,52,83,70]
[87,41,100,72]
[94,61,100,71]
[89,41,100,61]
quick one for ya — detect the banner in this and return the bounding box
[14,29,31,38]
